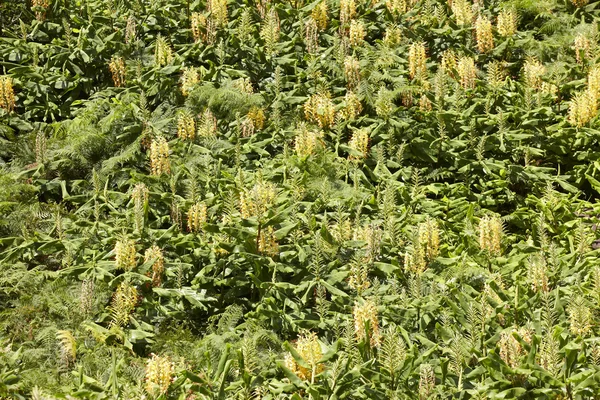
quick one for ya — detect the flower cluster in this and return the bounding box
[115,238,136,271]
[497,9,517,37]
[0,76,16,113]
[478,214,503,255]
[408,42,427,80]
[109,282,138,328]
[348,129,370,160]
[294,125,324,158]
[304,91,336,128]
[240,181,277,219]
[353,299,382,347]
[187,202,208,233]
[475,15,494,53]
[284,331,324,381]
[180,67,200,96]
[144,245,165,287]
[149,136,171,175]
[258,225,279,257]
[457,56,477,90]
[154,35,173,66]
[145,354,175,396]
[108,57,126,87]
[177,111,196,141]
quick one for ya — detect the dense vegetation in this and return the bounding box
[3,0,600,398]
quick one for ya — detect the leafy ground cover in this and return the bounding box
[2,0,600,398]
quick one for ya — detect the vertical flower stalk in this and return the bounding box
[145,354,175,396]
[497,9,517,37]
[108,56,126,87]
[340,90,362,120]
[348,20,366,47]
[284,331,325,382]
[305,18,319,54]
[108,282,138,327]
[348,128,370,160]
[131,183,149,232]
[408,42,427,80]
[478,214,502,255]
[260,9,280,55]
[451,0,473,26]
[257,225,279,256]
[208,0,228,27]
[523,58,545,90]
[419,364,436,400]
[149,136,171,175]
[198,109,219,138]
[180,67,200,96]
[340,0,357,26]
[0,76,16,113]
[125,15,137,44]
[294,125,324,158]
[177,111,196,141]
[475,15,494,53]
[35,131,46,164]
[187,202,207,233]
[344,55,361,89]
[575,34,592,64]
[154,35,173,66]
[353,299,382,347]
[115,238,137,271]
[311,2,329,30]
[144,245,165,287]
[457,56,477,89]
[304,91,336,128]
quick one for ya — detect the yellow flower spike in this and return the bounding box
[386,0,407,16]
[353,299,382,348]
[303,91,336,128]
[0,76,16,113]
[258,225,279,256]
[497,9,517,37]
[451,0,473,26]
[294,125,324,158]
[239,181,277,219]
[285,331,325,381]
[340,0,357,26]
[187,202,208,233]
[145,354,175,396]
[115,238,137,271]
[408,42,427,80]
[348,20,366,47]
[348,128,370,160]
[180,67,200,96]
[457,56,477,89]
[383,25,402,47]
[440,50,457,75]
[305,18,319,54]
[498,327,532,368]
[108,57,126,87]
[478,214,503,255]
[311,2,329,30]
[523,58,545,90]
[475,15,494,53]
[207,0,228,27]
[154,35,173,66]
[198,109,218,138]
[144,245,165,287]
[149,136,171,175]
[344,55,361,89]
[108,282,138,328]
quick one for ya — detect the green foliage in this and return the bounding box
[3,0,600,398]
